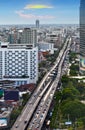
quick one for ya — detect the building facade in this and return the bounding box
[0,43,38,86]
[21,28,37,47]
[38,42,54,54]
[80,0,85,74]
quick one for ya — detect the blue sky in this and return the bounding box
[0,0,80,24]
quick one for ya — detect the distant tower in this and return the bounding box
[80,0,85,74]
[36,20,39,29]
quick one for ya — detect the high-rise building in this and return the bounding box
[80,0,85,74]
[8,31,18,44]
[0,42,38,86]
[21,28,37,47]
[36,20,39,29]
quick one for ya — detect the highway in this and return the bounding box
[28,73,60,130]
[27,38,71,130]
[11,36,71,130]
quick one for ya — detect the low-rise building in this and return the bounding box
[38,42,54,54]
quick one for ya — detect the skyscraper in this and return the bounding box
[36,20,39,29]
[21,28,37,47]
[80,0,85,74]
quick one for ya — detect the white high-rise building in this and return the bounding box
[0,42,38,86]
[21,28,37,47]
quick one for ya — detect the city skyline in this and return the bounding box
[0,0,79,24]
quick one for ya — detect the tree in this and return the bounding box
[22,93,29,105]
[61,75,69,84]
[70,64,79,76]
[76,82,85,94]
[81,117,85,128]
[61,100,85,122]
[62,82,80,101]
[69,52,77,62]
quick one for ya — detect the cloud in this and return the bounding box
[15,10,55,19]
[24,4,53,9]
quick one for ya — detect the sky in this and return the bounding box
[0,0,80,24]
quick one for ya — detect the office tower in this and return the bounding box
[0,42,38,86]
[8,33,14,44]
[36,20,39,29]
[8,32,18,44]
[21,28,37,47]
[80,0,85,74]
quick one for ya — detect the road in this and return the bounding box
[27,38,71,130]
[11,36,71,130]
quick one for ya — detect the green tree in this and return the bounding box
[61,75,69,83]
[61,100,85,122]
[76,82,85,94]
[69,52,77,62]
[70,64,79,76]
[62,82,80,101]
[81,117,85,128]
[22,93,29,105]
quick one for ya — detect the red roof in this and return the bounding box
[19,84,36,92]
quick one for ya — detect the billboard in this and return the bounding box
[0,89,4,97]
[0,118,7,127]
[4,90,19,101]
[80,56,85,71]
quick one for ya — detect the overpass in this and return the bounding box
[11,36,71,130]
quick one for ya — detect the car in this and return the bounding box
[36,112,39,115]
[15,124,18,128]
[44,108,46,111]
[29,101,32,104]
[33,118,37,122]
[43,111,45,114]
[40,114,43,118]
[24,120,27,124]
[35,124,40,128]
